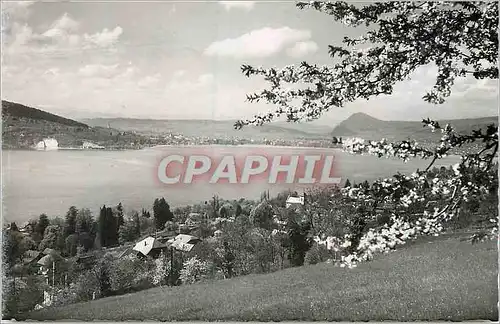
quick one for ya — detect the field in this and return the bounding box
[19,232,498,321]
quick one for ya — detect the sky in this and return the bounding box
[1,0,498,126]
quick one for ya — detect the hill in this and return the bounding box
[80,118,332,140]
[332,112,498,143]
[1,100,151,149]
[2,100,88,128]
[19,233,497,321]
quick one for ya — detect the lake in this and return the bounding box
[2,145,461,223]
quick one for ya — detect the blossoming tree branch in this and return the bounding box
[235,1,498,268]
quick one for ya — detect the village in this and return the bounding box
[6,192,317,310]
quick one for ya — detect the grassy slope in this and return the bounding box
[20,233,498,321]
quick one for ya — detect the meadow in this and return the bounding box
[19,232,498,321]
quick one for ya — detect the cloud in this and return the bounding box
[204,27,311,58]
[198,73,215,85]
[83,26,123,48]
[218,1,255,11]
[172,70,186,79]
[46,13,79,33]
[3,12,123,57]
[78,64,120,78]
[167,73,215,92]
[138,74,161,88]
[286,41,318,58]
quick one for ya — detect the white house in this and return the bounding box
[286,195,305,208]
[35,138,59,151]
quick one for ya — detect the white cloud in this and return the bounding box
[218,1,255,11]
[78,64,120,78]
[286,41,319,58]
[167,73,215,92]
[138,74,161,88]
[83,26,123,48]
[204,27,312,58]
[49,13,79,33]
[3,11,123,57]
[172,70,186,79]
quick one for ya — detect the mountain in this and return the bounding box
[80,118,332,140]
[332,112,498,143]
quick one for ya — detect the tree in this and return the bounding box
[76,209,93,234]
[118,220,140,244]
[3,228,24,268]
[98,205,119,248]
[209,195,220,219]
[132,211,141,237]
[35,214,50,242]
[64,206,78,238]
[286,214,313,267]
[235,204,243,217]
[116,202,125,230]
[235,1,498,268]
[153,198,173,230]
[344,178,351,188]
[141,208,151,218]
[179,257,211,284]
[219,203,233,218]
[236,2,497,128]
[39,225,63,252]
[65,234,79,257]
[9,222,19,232]
[249,201,274,230]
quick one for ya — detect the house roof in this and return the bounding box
[42,248,60,256]
[168,234,201,252]
[37,253,64,267]
[132,236,171,256]
[23,250,42,264]
[286,196,304,205]
[133,237,156,256]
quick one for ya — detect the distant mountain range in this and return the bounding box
[331,112,498,143]
[79,118,333,140]
[2,100,497,149]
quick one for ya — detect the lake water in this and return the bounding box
[2,145,461,223]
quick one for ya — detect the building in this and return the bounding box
[286,195,305,208]
[132,234,202,258]
[132,236,171,258]
[168,234,201,252]
[35,138,59,151]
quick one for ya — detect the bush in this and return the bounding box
[179,257,211,284]
[51,286,78,307]
[72,270,100,302]
[109,256,154,294]
[2,276,46,318]
[305,243,330,265]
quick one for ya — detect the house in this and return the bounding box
[18,222,34,236]
[168,234,201,252]
[132,236,171,258]
[286,195,305,208]
[22,250,43,266]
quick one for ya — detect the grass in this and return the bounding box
[19,233,498,321]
